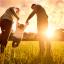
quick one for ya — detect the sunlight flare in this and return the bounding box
[45,25,56,39]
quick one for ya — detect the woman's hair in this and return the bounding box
[15,8,20,13]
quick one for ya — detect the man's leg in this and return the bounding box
[37,28,45,64]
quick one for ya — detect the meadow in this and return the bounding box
[0,40,64,64]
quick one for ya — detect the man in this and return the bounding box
[26,4,48,38]
[26,4,48,61]
[0,7,20,53]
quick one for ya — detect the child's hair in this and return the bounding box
[18,24,25,29]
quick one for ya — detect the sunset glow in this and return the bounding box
[45,25,56,38]
[0,0,64,33]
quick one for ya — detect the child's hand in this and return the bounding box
[26,21,29,25]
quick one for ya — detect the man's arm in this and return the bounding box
[26,11,35,23]
[10,7,19,20]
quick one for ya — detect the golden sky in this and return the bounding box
[0,0,64,32]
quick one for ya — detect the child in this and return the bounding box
[11,23,26,48]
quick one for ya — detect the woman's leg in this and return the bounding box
[0,19,12,53]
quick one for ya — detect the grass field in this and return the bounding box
[0,40,64,64]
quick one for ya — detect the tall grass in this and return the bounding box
[0,41,64,64]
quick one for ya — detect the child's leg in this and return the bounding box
[12,37,21,48]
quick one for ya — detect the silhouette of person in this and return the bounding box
[0,7,20,53]
[26,4,48,58]
[26,4,48,38]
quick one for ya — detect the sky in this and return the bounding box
[0,0,64,32]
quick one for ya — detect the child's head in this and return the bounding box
[18,24,25,30]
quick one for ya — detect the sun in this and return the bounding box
[45,25,56,39]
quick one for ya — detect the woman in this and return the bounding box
[0,7,20,53]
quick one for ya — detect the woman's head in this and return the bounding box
[15,8,20,13]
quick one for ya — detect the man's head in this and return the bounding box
[31,4,36,9]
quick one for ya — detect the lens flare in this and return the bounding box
[45,25,56,39]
